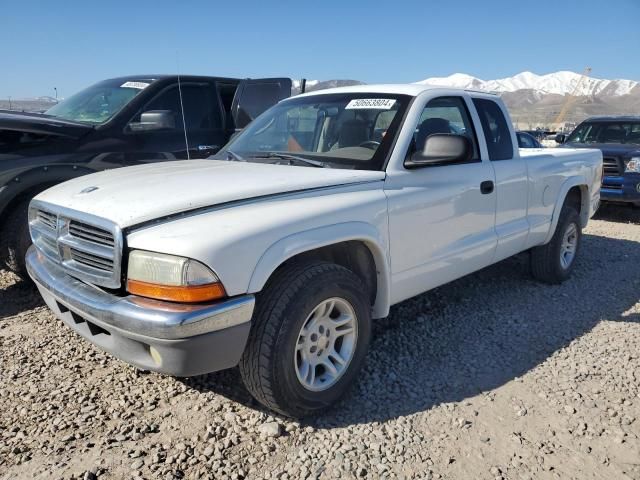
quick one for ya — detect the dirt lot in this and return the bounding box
[1,204,639,480]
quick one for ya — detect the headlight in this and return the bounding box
[625,157,640,173]
[127,250,226,303]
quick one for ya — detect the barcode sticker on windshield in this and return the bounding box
[121,81,150,90]
[345,99,396,110]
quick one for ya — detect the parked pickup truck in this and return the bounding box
[0,75,291,277]
[556,116,640,206]
[27,84,602,417]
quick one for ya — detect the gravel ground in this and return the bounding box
[1,204,639,480]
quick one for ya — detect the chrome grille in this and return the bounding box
[40,235,59,254]
[69,220,115,247]
[37,210,57,230]
[69,247,115,272]
[29,201,123,289]
[30,207,60,261]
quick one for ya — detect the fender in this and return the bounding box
[543,176,588,244]
[247,221,392,318]
[0,164,94,218]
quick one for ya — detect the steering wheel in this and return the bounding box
[359,141,380,150]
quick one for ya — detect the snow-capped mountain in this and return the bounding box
[418,71,638,97]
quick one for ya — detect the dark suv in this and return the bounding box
[557,116,640,207]
[0,75,292,277]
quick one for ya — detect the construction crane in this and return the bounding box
[552,67,592,129]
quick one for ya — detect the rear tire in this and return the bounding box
[239,261,371,418]
[0,199,32,279]
[530,206,581,284]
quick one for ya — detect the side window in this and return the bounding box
[628,123,640,143]
[517,133,534,148]
[412,96,479,161]
[472,98,514,160]
[129,83,222,132]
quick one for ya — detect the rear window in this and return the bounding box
[232,80,291,128]
[472,98,514,160]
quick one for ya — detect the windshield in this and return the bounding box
[46,79,154,124]
[567,121,640,145]
[215,93,410,170]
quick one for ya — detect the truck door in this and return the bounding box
[123,80,227,163]
[471,97,529,263]
[230,78,292,130]
[385,95,498,304]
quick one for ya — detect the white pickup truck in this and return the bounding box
[27,84,602,417]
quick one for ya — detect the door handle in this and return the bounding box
[480,180,494,194]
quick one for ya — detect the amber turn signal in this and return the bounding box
[127,279,226,303]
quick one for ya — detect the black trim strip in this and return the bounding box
[125,179,385,234]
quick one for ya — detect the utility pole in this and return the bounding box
[54,87,58,101]
[8,96,11,110]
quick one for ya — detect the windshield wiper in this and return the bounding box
[253,152,328,168]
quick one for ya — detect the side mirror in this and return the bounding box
[555,133,566,144]
[129,110,175,132]
[405,134,472,168]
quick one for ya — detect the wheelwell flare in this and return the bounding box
[565,186,583,215]
[565,184,591,228]
[0,182,58,224]
[270,241,378,309]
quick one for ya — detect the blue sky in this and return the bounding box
[3,0,639,98]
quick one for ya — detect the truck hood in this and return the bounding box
[564,142,640,157]
[0,110,93,139]
[35,160,385,228]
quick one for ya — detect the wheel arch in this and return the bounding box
[247,222,391,318]
[544,177,589,244]
[0,165,94,222]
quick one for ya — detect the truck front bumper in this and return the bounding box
[26,247,254,377]
[601,174,640,204]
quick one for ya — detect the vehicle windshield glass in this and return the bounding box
[567,121,640,145]
[215,93,411,170]
[45,79,154,124]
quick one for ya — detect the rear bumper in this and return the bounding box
[601,174,640,204]
[26,246,254,376]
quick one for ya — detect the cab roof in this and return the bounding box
[294,83,499,98]
[97,74,242,85]
[583,115,640,122]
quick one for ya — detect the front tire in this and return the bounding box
[239,261,371,418]
[0,199,32,279]
[530,206,581,284]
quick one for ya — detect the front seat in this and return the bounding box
[338,119,369,148]
[415,117,451,149]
